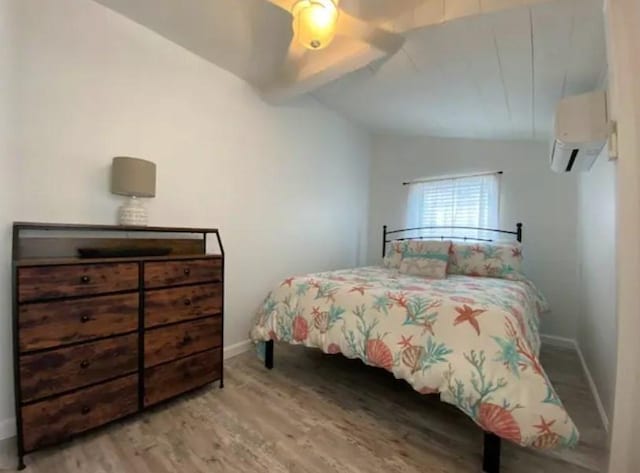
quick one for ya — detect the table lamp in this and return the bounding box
[111,157,156,226]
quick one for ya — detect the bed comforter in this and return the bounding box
[250,266,578,449]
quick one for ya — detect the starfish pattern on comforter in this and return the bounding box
[250,266,578,449]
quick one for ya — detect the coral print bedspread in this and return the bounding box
[250,267,578,449]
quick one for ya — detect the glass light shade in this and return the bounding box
[292,0,339,50]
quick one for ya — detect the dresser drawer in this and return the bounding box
[19,293,139,352]
[20,334,138,402]
[18,263,139,302]
[145,316,222,368]
[144,258,222,289]
[21,374,138,452]
[144,283,222,328]
[144,348,220,406]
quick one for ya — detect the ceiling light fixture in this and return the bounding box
[292,0,339,50]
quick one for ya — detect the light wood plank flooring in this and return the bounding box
[12,344,607,472]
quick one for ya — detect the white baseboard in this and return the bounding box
[224,339,253,359]
[0,418,15,441]
[540,333,576,349]
[540,334,609,432]
[575,342,610,432]
[0,435,18,470]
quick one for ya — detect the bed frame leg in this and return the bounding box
[483,432,501,473]
[265,340,274,370]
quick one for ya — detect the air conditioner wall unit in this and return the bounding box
[550,90,608,173]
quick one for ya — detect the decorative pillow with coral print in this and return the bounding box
[383,240,404,268]
[398,240,452,279]
[448,242,524,280]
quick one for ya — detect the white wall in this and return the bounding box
[576,150,617,426]
[0,0,17,441]
[0,0,371,436]
[369,134,580,338]
[605,0,640,470]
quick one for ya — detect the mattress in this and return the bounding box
[250,266,578,449]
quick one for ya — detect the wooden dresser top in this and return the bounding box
[13,222,219,234]
[16,254,222,267]
[12,222,224,265]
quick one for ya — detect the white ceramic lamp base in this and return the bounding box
[118,196,148,226]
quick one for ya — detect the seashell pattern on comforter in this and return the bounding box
[250,266,578,449]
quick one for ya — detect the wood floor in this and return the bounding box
[13,343,607,473]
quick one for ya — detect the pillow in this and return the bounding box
[398,240,452,279]
[448,242,524,280]
[383,240,405,269]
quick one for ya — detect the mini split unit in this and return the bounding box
[550,90,609,173]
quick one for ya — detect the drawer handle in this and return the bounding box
[81,275,91,284]
[182,334,193,345]
[183,268,191,276]
[80,315,90,323]
[80,360,90,369]
[184,298,192,306]
[81,406,91,415]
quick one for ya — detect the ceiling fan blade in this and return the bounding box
[286,38,307,63]
[282,37,308,75]
[260,38,390,103]
[336,11,405,54]
[264,0,295,13]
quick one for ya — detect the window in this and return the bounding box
[406,173,500,238]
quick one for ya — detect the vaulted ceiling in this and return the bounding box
[314,0,607,140]
[93,0,607,140]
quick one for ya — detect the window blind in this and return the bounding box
[406,174,500,239]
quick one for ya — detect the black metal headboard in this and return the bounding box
[382,223,522,257]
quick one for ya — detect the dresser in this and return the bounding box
[12,223,224,469]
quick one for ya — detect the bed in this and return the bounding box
[250,224,578,473]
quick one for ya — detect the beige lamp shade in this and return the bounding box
[111,157,156,197]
